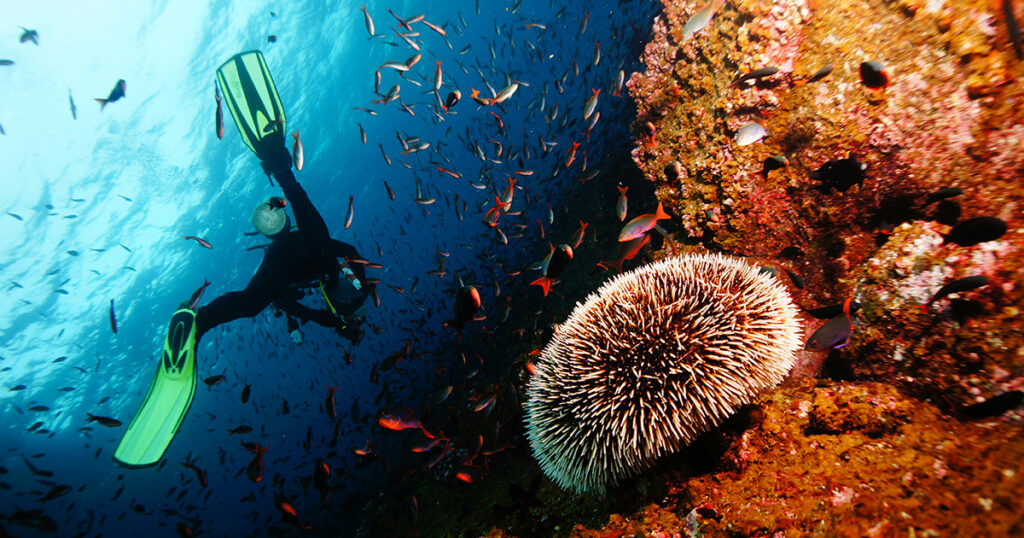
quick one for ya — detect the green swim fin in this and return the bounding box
[113,309,198,468]
[215,50,286,161]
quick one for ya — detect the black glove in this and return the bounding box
[337,322,363,344]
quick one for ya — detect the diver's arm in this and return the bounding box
[330,239,359,260]
[330,239,366,281]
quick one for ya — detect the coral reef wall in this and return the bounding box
[629,0,1024,409]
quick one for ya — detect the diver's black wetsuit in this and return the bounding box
[195,141,367,342]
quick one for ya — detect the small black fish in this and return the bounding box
[203,374,226,387]
[728,66,780,88]
[96,79,126,111]
[282,398,290,415]
[268,35,278,43]
[109,299,118,334]
[51,356,67,363]
[444,90,462,111]
[58,387,74,392]
[958,390,1023,419]
[27,421,43,432]
[925,275,989,309]
[241,384,252,404]
[805,301,862,320]
[86,413,122,427]
[805,64,833,84]
[784,268,805,289]
[68,88,77,120]
[38,485,71,502]
[9,384,26,391]
[924,186,962,206]
[1004,0,1023,60]
[29,405,50,412]
[859,60,889,90]
[805,315,852,350]
[943,217,1007,246]
[778,246,803,259]
[6,211,23,221]
[760,155,789,178]
[931,200,961,226]
[19,27,39,45]
[813,155,866,193]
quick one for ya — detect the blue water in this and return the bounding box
[0,0,659,535]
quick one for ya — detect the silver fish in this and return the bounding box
[359,5,376,38]
[682,0,724,39]
[345,196,355,229]
[734,122,767,146]
[433,60,443,91]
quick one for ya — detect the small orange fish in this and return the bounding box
[618,202,670,242]
[245,443,268,483]
[377,406,433,437]
[456,464,484,483]
[325,385,337,420]
[411,437,441,453]
[583,88,600,120]
[291,130,304,171]
[616,185,628,221]
[469,88,492,106]
[499,177,517,209]
[183,236,212,249]
[564,141,580,168]
[275,494,313,530]
[353,439,376,456]
[437,166,462,179]
[598,234,651,273]
[483,196,508,228]
[180,460,208,488]
[570,220,588,249]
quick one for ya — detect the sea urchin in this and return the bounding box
[524,253,802,494]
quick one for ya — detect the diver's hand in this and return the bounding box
[335,322,363,344]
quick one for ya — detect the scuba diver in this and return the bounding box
[198,195,368,346]
[113,50,367,468]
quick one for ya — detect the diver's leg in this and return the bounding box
[263,147,334,276]
[195,291,271,341]
[195,250,292,341]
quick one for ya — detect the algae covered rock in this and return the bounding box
[629,0,1024,407]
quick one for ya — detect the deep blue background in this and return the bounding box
[0,0,660,535]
